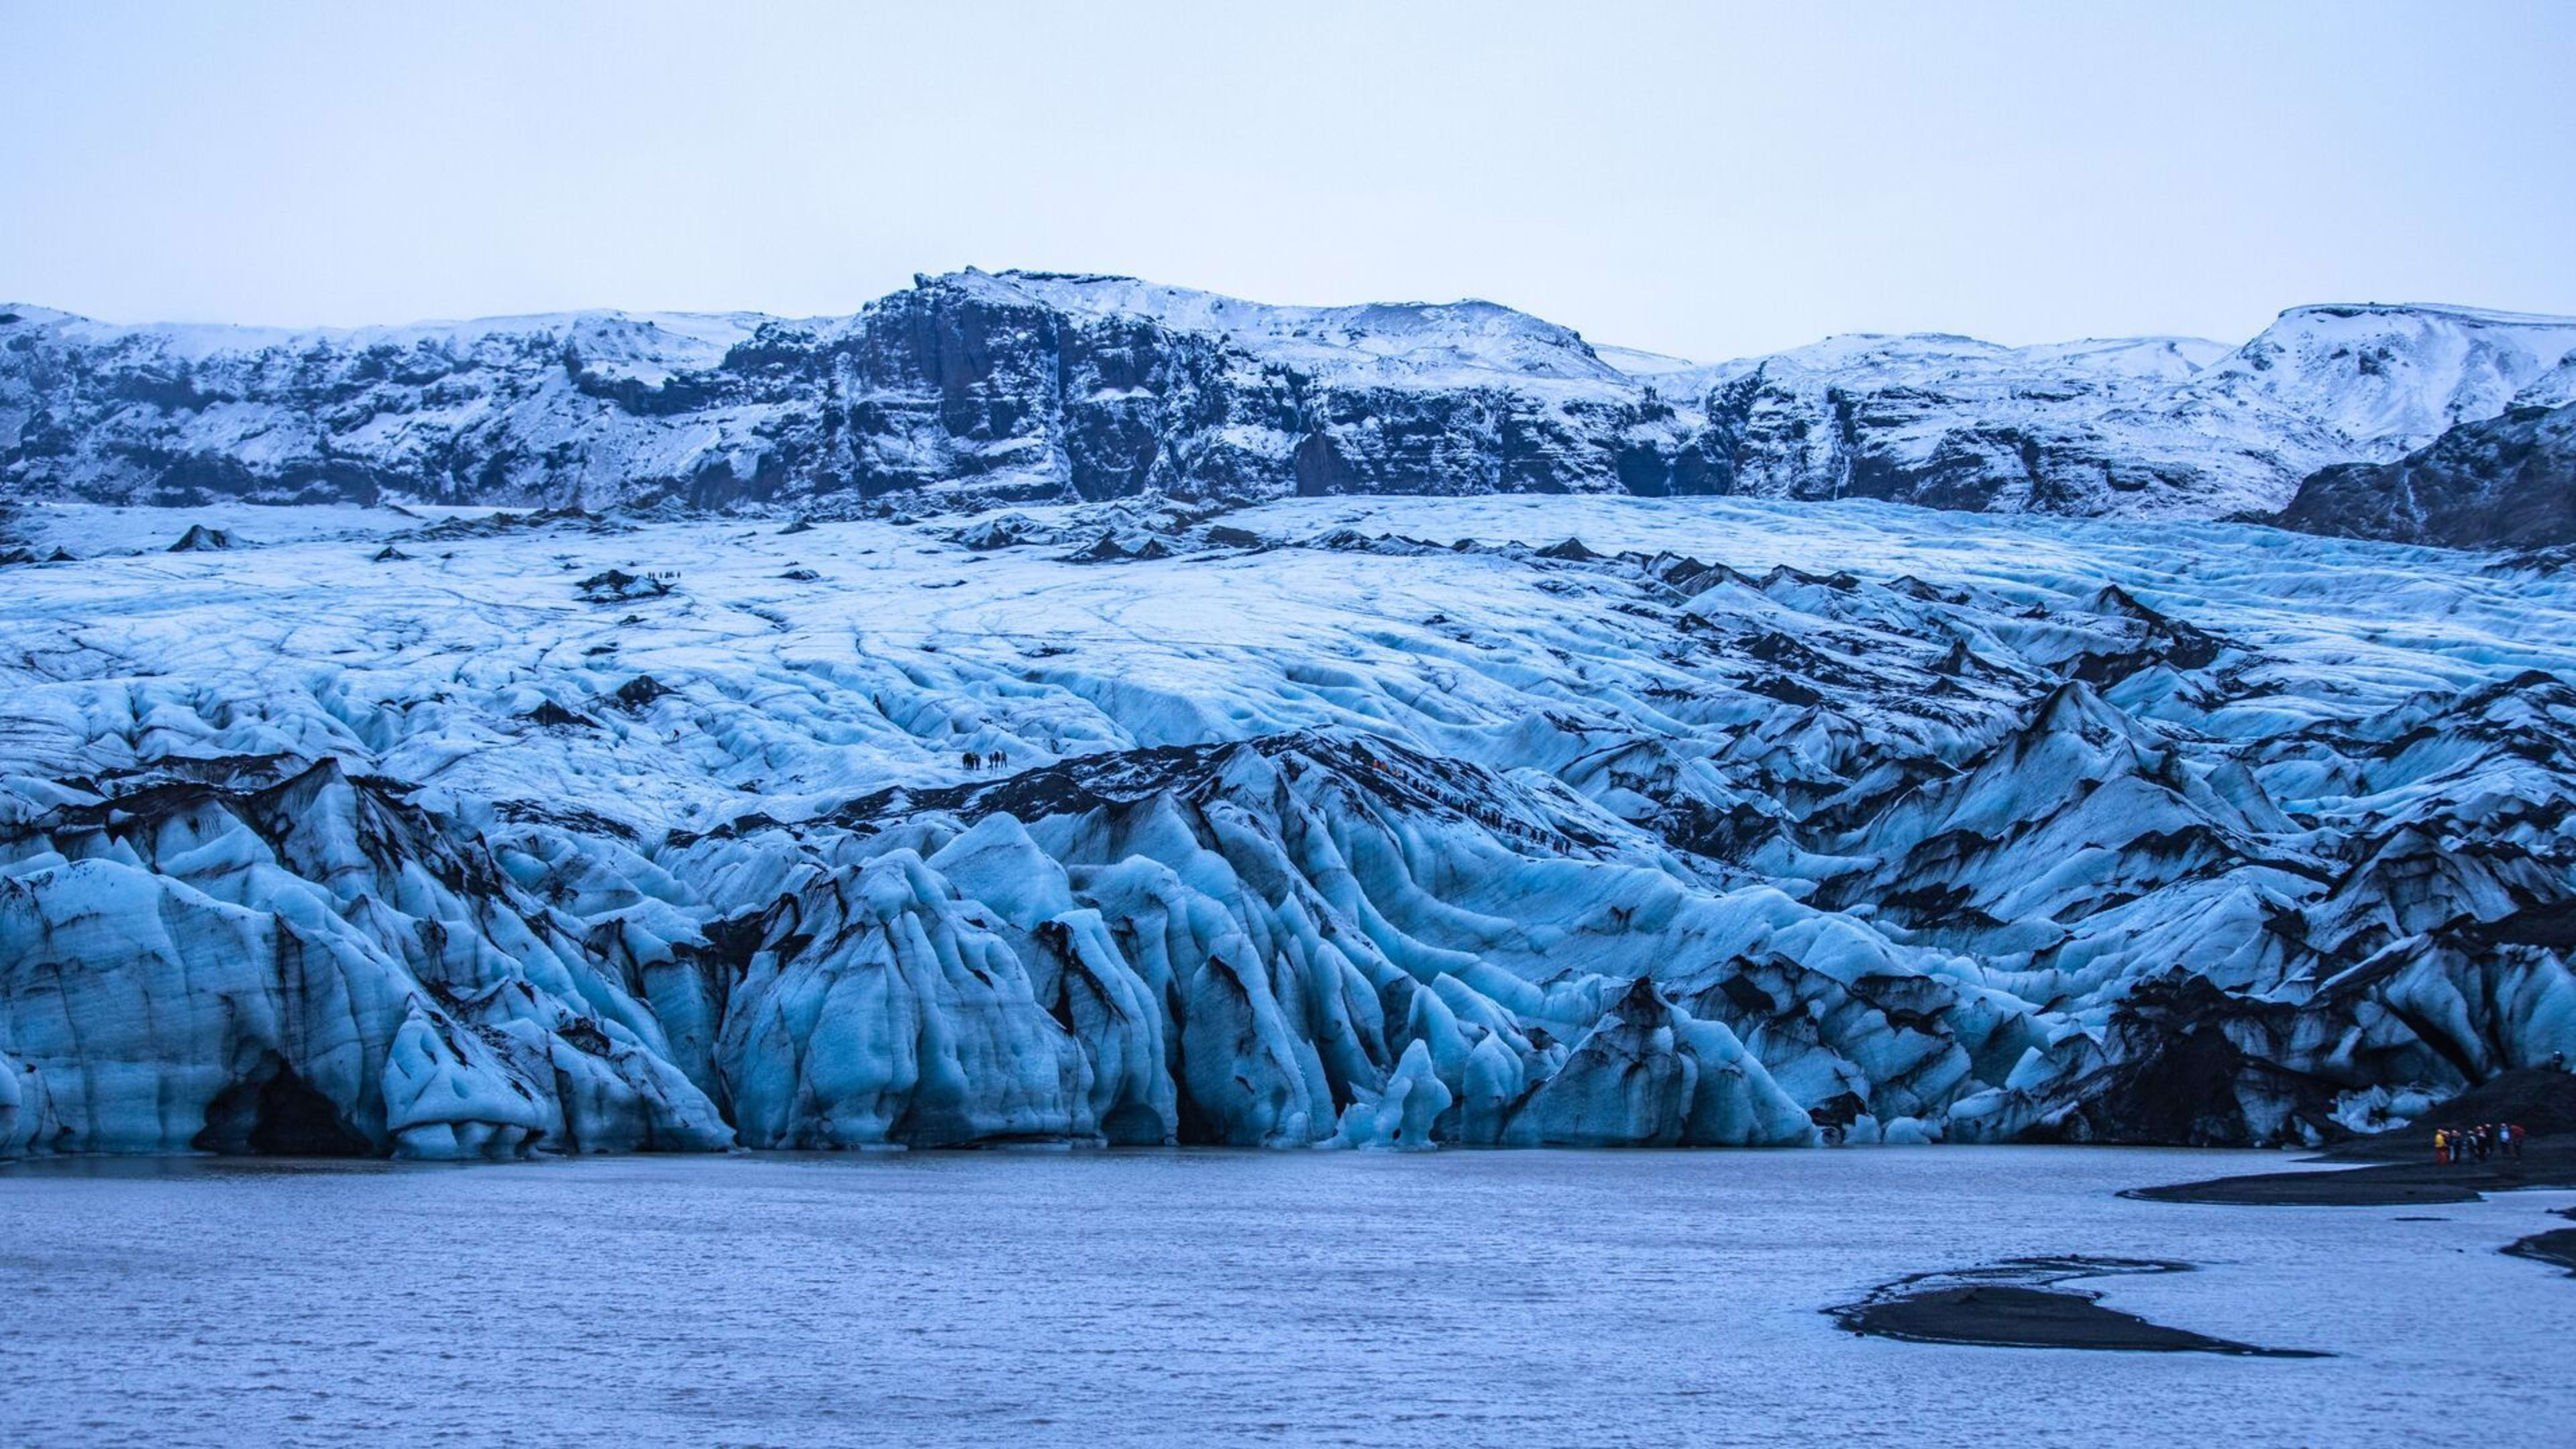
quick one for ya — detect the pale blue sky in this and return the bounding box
[4,1,2569,360]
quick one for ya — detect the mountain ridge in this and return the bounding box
[4,272,2571,522]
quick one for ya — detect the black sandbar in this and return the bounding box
[1829,1257,2322,1356]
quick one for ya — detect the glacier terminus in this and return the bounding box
[1,455,2570,1159]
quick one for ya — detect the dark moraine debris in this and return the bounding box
[494,798,639,843]
[1829,1258,2324,1356]
[953,513,1051,551]
[612,674,674,710]
[517,700,598,730]
[1063,531,1179,564]
[405,505,618,543]
[168,523,240,552]
[576,568,672,602]
[1065,532,1131,564]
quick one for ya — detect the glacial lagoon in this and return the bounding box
[5,1146,2571,1448]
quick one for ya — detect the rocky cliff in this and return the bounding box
[2277,400,2576,549]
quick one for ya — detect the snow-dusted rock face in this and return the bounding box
[2276,400,2576,549]
[1680,305,2576,519]
[0,494,2569,1157]
[6,280,2571,519]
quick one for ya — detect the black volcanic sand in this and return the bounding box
[2313,1067,2576,1161]
[1827,1258,2324,1356]
[2129,1070,2576,1207]
[2125,1136,2576,1206]
[2505,1208,2576,1277]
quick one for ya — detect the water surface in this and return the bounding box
[3,1146,2570,1447]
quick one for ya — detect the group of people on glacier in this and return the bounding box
[2434,1123,2525,1165]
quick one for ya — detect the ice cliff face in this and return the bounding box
[5,279,2571,521]
[1,494,2569,1158]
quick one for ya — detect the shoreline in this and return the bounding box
[2123,1138,2575,1207]
[2504,1208,2576,1276]
[2127,1068,2576,1208]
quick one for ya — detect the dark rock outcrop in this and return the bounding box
[2275,402,2576,549]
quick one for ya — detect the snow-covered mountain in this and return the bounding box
[5,275,2571,520]
[1,494,2567,1158]
[1676,303,2576,518]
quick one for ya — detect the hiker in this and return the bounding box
[963,750,981,771]
[990,747,1010,767]
[2508,1122,2526,1159]
[2433,1129,2448,1165]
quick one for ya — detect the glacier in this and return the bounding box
[1,490,2569,1159]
